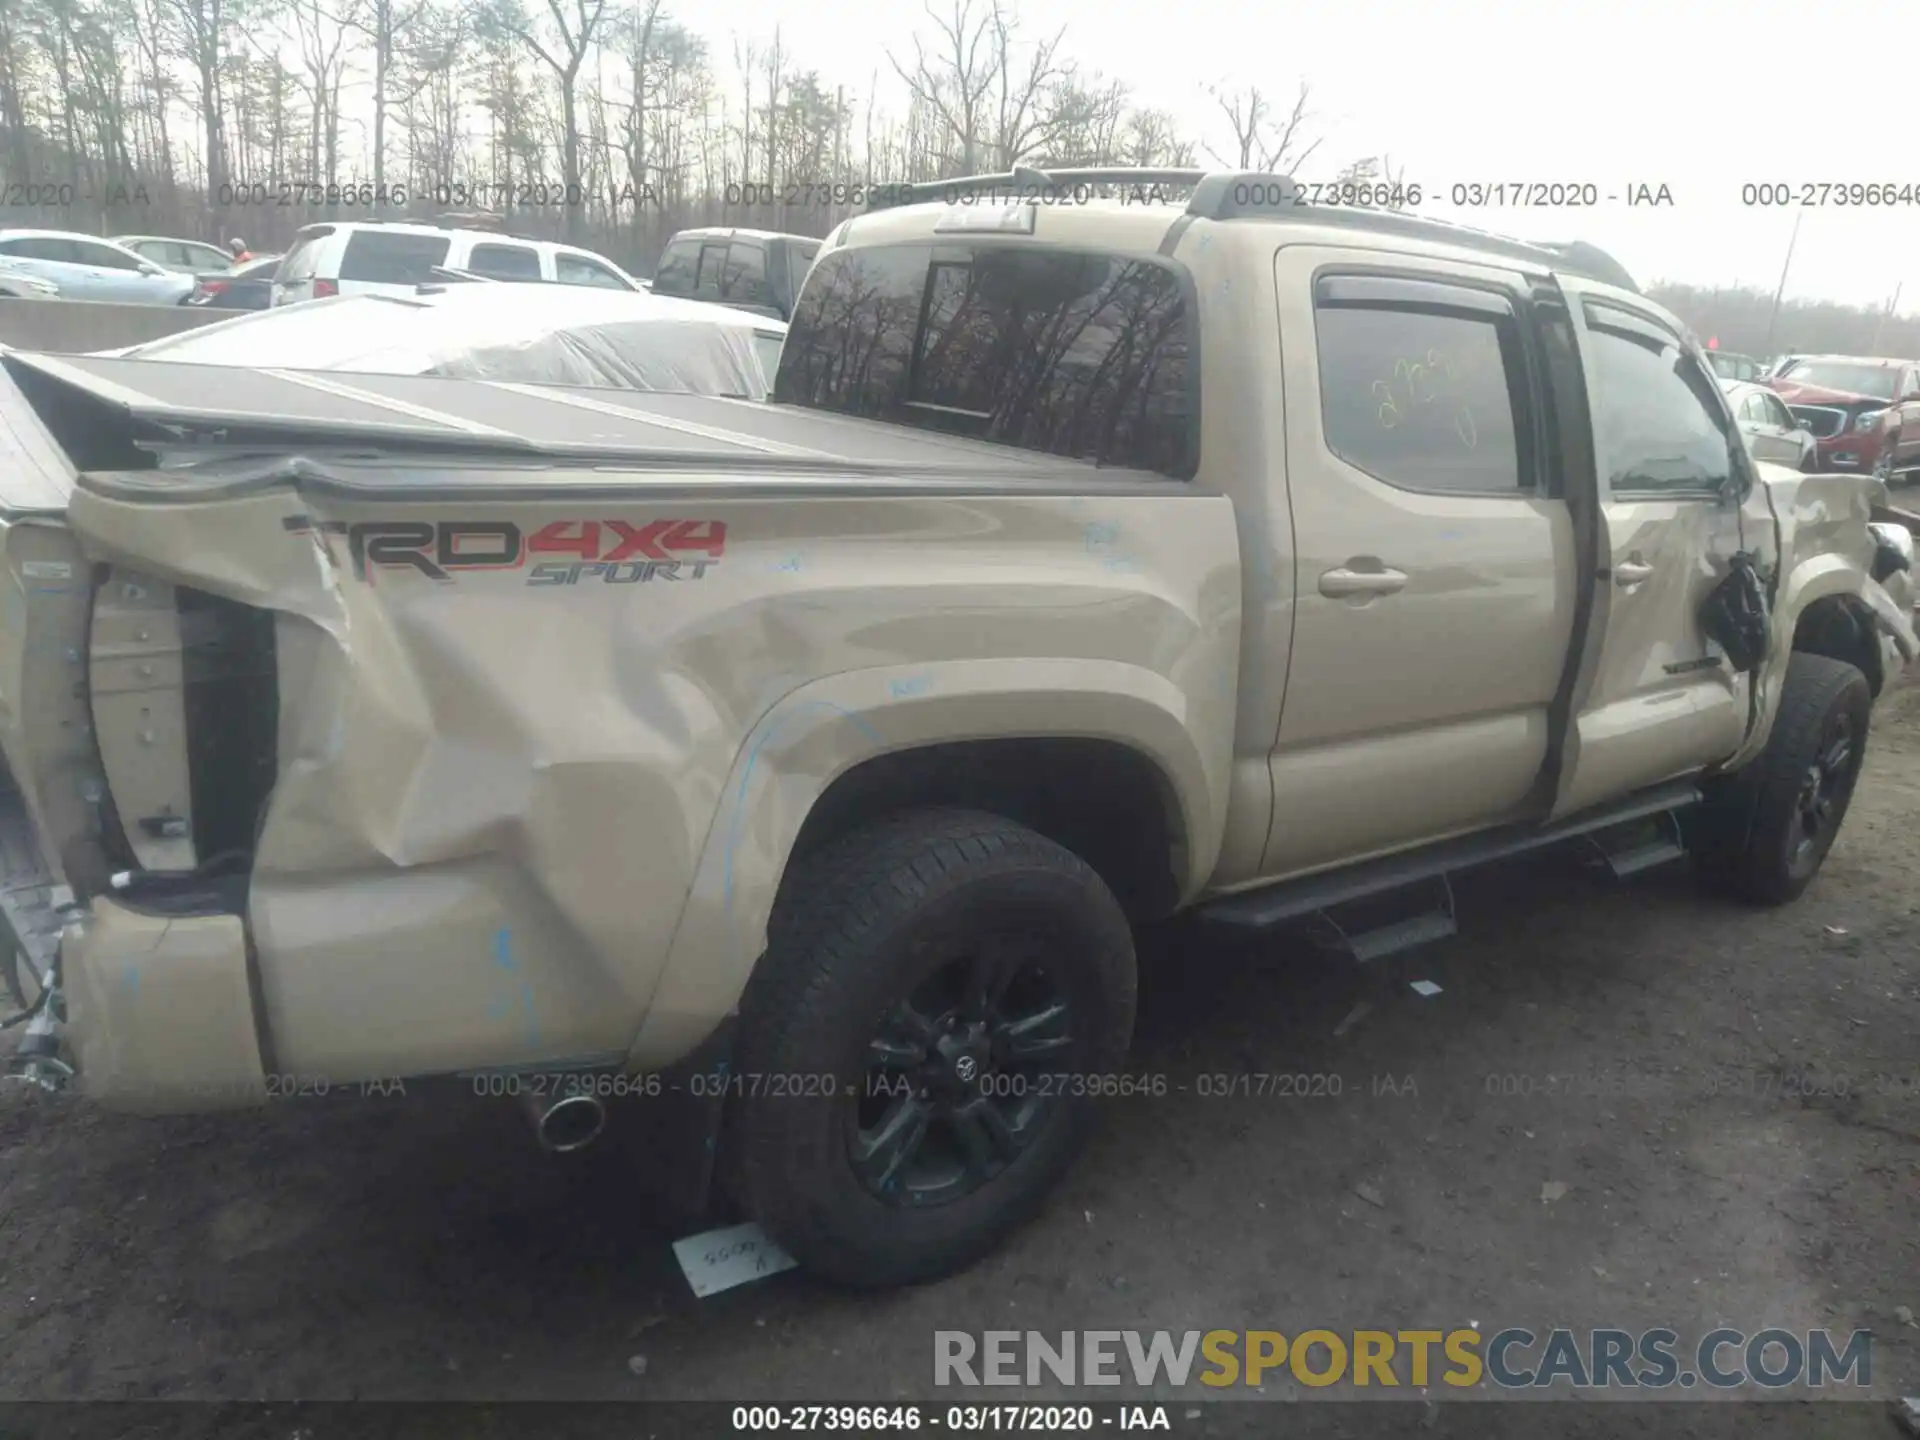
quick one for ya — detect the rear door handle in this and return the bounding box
[1615,560,1654,586]
[1319,565,1409,598]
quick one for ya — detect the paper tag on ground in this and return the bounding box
[1409,979,1443,997]
[672,1222,797,1297]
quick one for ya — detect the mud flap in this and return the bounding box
[615,1017,738,1223]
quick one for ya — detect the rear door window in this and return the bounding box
[0,237,73,261]
[339,229,452,284]
[467,242,543,280]
[1313,288,1530,495]
[774,242,1197,477]
[73,239,143,271]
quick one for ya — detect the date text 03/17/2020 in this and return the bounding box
[729,1405,1176,1432]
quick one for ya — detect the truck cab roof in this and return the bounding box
[842,167,1643,297]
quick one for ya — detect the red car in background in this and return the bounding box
[1766,355,1920,482]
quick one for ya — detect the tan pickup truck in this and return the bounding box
[0,168,1914,1290]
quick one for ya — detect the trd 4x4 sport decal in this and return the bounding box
[284,516,727,584]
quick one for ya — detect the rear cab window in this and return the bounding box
[467,242,543,280]
[773,241,1197,477]
[339,229,452,284]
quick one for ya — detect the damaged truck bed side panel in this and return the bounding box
[43,420,1240,1099]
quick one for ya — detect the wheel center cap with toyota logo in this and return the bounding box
[955,1055,979,1082]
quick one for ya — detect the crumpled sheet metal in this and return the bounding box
[67,466,1242,1083]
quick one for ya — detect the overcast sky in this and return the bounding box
[644,0,1920,311]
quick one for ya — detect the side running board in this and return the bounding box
[1200,780,1703,953]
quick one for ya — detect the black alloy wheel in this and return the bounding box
[851,935,1073,1206]
[1786,708,1860,882]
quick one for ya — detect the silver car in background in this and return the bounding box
[1722,378,1818,470]
[111,235,237,275]
[0,230,195,304]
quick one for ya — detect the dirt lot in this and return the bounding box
[0,681,1916,1430]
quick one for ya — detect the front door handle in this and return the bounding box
[1615,560,1654,586]
[1319,565,1409,598]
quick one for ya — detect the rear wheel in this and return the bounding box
[1690,652,1871,905]
[731,809,1137,1288]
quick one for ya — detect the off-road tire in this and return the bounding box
[730,809,1137,1288]
[1690,652,1871,906]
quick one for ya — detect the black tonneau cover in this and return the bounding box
[0,352,1171,489]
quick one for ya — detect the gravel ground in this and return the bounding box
[0,680,1915,1433]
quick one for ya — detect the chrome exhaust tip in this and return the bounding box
[524,1089,607,1152]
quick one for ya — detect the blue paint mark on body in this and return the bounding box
[773,554,805,573]
[888,674,933,698]
[491,927,540,1049]
[722,700,882,913]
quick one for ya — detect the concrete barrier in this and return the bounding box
[0,297,227,355]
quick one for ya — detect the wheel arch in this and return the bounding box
[625,658,1228,1071]
[1791,592,1885,696]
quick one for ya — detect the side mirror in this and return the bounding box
[138,262,163,276]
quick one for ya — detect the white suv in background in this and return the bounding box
[270,221,642,306]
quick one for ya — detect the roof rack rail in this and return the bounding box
[433,210,513,234]
[866,166,1210,210]
[864,165,1639,293]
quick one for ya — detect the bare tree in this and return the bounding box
[287,0,351,189]
[983,0,1063,168]
[1331,152,1411,210]
[393,3,467,183]
[488,0,611,238]
[1204,82,1318,173]
[730,34,756,189]
[887,0,993,174]
[1,0,1267,274]
[156,0,245,202]
[761,25,782,206]
[613,0,662,243]
[323,0,433,196]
